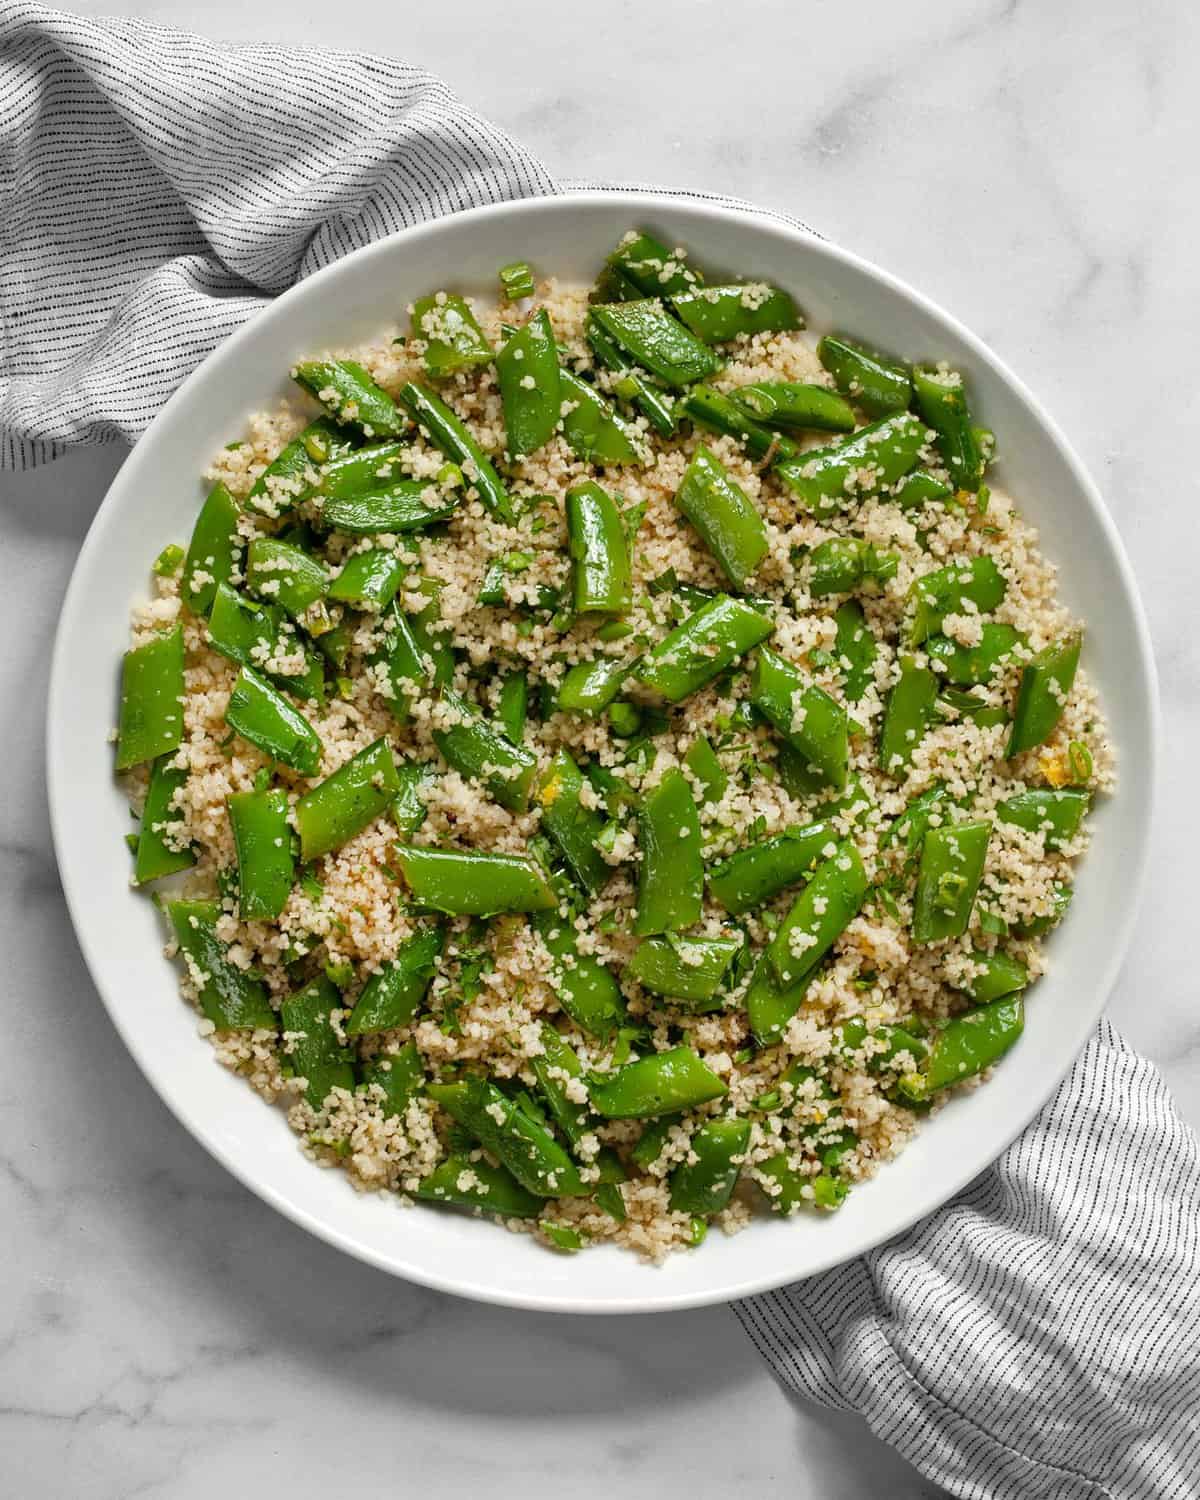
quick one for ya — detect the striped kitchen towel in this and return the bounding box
[3,7,1198,1496]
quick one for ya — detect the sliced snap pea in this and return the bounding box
[166,898,277,1031]
[225,666,323,777]
[280,975,356,1110]
[634,769,703,936]
[293,360,409,440]
[907,556,1006,645]
[246,417,352,517]
[498,670,528,742]
[206,583,325,703]
[899,996,1024,1101]
[294,737,401,860]
[681,384,799,463]
[410,293,492,377]
[182,481,241,615]
[428,1078,587,1197]
[318,441,409,498]
[530,1024,593,1147]
[674,446,768,590]
[590,299,721,388]
[537,750,610,895]
[625,934,741,1007]
[606,230,702,298]
[567,481,633,616]
[954,952,1028,1005]
[671,284,801,344]
[732,381,854,433]
[416,1153,541,1219]
[346,928,444,1036]
[669,1117,752,1215]
[115,624,185,771]
[397,382,515,524]
[749,646,849,792]
[745,950,817,1048]
[816,334,912,417]
[883,782,949,859]
[767,841,868,987]
[321,480,457,535]
[246,537,329,620]
[911,365,984,492]
[395,846,556,915]
[774,411,925,517]
[585,314,678,437]
[1014,882,1072,937]
[556,655,633,715]
[228,787,295,921]
[926,622,1023,684]
[590,1046,728,1119]
[496,309,561,457]
[757,1154,847,1213]
[893,468,954,509]
[433,688,537,812]
[807,537,897,597]
[834,599,878,703]
[708,818,837,915]
[683,734,727,804]
[997,788,1089,849]
[911,820,992,944]
[637,595,772,702]
[391,762,435,838]
[360,1040,424,1119]
[327,549,405,611]
[559,367,644,466]
[879,658,938,774]
[134,755,195,885]
[1007,632,1082,757]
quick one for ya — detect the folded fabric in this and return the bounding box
[3,8,1196,1498]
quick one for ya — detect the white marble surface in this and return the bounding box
[3,1,1199,1494]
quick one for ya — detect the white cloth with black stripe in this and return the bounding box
[3,7,1198,1496]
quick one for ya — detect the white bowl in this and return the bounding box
[48,191,1158,1313]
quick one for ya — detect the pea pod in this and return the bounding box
[207,583,324,703]
[533,901,627,1041]
[907,556,1007,645]
[346,928,443,1036]
[327,549,405,611]
[899,996,1024,1101]
[671,284,801,344]
[749,647,849,792]
[585,314,677,437]
[391,763,435,838]
[395,846,556,915]
[166,899,277,1031]
[182,481,241,615]
[496,309,561,456]
[637,595,772,703]
[757,1154,847,1213]
[774,411,925,517]
[634,769,703,936]
[731,381,854,433]
[115,624,185,770]
[606,230,702,297]
[225,666,323,777]
[428,1078,587,1197]
[556,655,633,715]
[398,382,515,524]
[246,537,329,620]
[416,1153,541,1218]
[669,1118,752,1214]
[1007,632,1082,757]
[673,446,768,589]
[926,622,1023,684]
[410,292,492,376]
[531,1025,592,1147]
[1015,882,1072,937]
[567,481,632,616]
[683,734,727,804]
[321,481,457,535]
[318,441,408,498]
[625,934,742,1007]
[817,334,912,417]
[293,359,409,440]
[708,818,837,915]
[893,469,954,509]
[883,782,949,859]
[911,365,985,492]
[294,737,401,860]
[537,749,610,894]
[911,820,992,944]
[681,384,799,463]
[807,538,897,597]
[280,976,355,1110]
[834,599,877,703]
[361,1041,424,1118]
[228,787,295,920]
[590,1046,728,1119]
[559,367,644,466]
[590,300,721,388]
[498,670,527,742]
[955,952,1028,1005]
[433,689,537,813]
[133,755,195,885]
[768,841,868,986]
[997,788,1089,849]
[879,658,938,774]
[247,417,352,517]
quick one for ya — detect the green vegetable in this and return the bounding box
[433,688,537,813]
[731,381,854,432]
[166,899,277,1031]
[1007,632,1082,757]
[115,624,185,770]
[410,292,492,377]
[397,382,515,524]
[671,283,801,343]
[926,622,1023,684]
[247,417,352,516]
[911,820,992,944]
[246,537,329,620]
[954,952,1028,1005]
[590,299,722,388]
[347,928,444,1035]
[807,537,897,597]
[681,384,797,463]
[899,997,1024,1101]
[626,934,741,1007]
[911,365,985,491]
[879,658,938,774]
[683,735,727,804]
[416,1154,541,1219]
[498,670,528,743]
[499,261,536,300]
[538,749,610,894]
[395,846,556,916]
[907,556,1007,645]
[280,976,355,1109]
[567,481,632,615]
[228,788,295,920]
[559,367,644,466]
[673,446,768,589]
[997,788,1089,849]
[708,818,837,915]
[556,655,632,715]
[294,737,401,860]
[206,583,324,702]
[133,755,195,885]
[774,411,925,517]
[361,1041,424,1118]
[225,666,323,777]
[834,600,877,702]
[293,359,409,439]
[817,334,912,417]
[669,1118,752,1214]
[767,841,868,987]
[327,549,406,611]
[181,482,241,614]
[590,1047,728,1119]
[496,310,561,456]
[637,595,772,702]
[749,647,848,791]
[428,1077,587,1197]
[634,769,703,936]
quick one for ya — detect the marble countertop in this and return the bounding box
[3,1,1197,1494]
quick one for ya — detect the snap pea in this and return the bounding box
[625,934,741,1007]
[589,300,722,388]
[669,1117,752,1215]
[834,599,877,703]
[893,469,954,509]
[594,1150,629,1221]
[410,292,492,377]
[671,284,801,344]
[395,846,556,915]
[911,820,992,944]
[246,537,329,620]
[774,411,925,517]
[673,446,768,589]
[327,548,405,611]
[899,996,1024,1101]
[879,658,938,774]
[499,260,536,301]
[883,782,949,858]
[997,788,1089,849]
[559,367,644,466]
[555,655,632,715]
[538,750,610,894]
[1014,881,1072,937]
[911,365,984,491]
[681,384,799,462]
[397,382,515,524]
[634,769,703,936]
[133,755,195,885]
[606,230,702,298]
[955,952,1028,1005]
[731,381,855,433]
[498,670,528,742]
[907,556,1007,645]
[807,537,897,597]
[360,1040,424,1118]
[637,595,772,702]
[295,737,401,860]
[246,417,352,516]
[321,480,457,535]
[318,441,409,498]
[590,1046,728,1119]
[115,624,185,770]
[749,646,849,791]
[496,310,561,456]
[708,818,836,915]
[206,583,325,703]
[585,314,678,437]
[631,1116,673,1168]
[293,359,409,440]
[428,1078,587,1197]
[225,666,323,777]
[757,1155,847,1213]
[567,481,632,616]
[816,334,913,417]
[390,762,435,838]
[279,976,355,1110]
[416,1153,541,1219]
[533,903,627,1040]
[182,481,241,615]
[531,1024,592,1147]
[683,734,727,804]
[433,688,537,812]
[926,621,1023,684]
[228,788,295,920]
[768,841,869,986]
[1007,632,1082,757]
[372,603,432,721]
[166,898,277,1031]
[346,927,444,1036]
